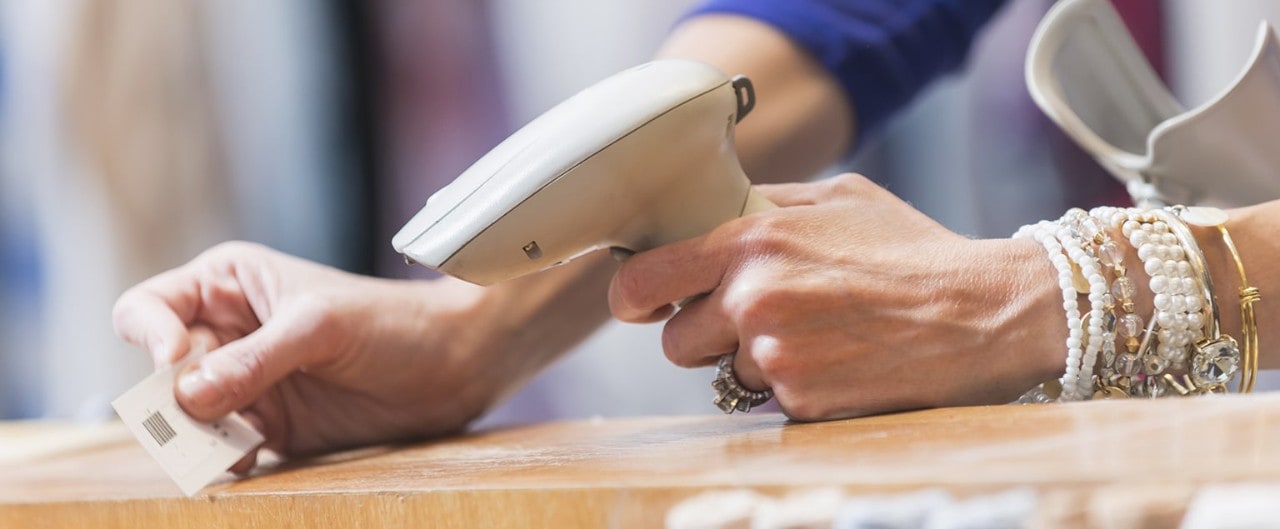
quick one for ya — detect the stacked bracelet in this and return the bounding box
[1159,208,1240,395]
[1174,206,1257,393]
[1016,203,1249,403]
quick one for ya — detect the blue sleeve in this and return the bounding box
[684,0,1007,150]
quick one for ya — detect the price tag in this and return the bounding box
[112,352,264,496]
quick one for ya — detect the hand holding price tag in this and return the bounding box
[112,351,265,496]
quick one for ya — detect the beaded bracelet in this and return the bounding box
[1095,207,1151,391]
[1122,210,1199,397]
[1086,207,1143,398]
[1172,206,1255,393]
[1093,207,1205,397]
[1014,220,1086,402]
[1059,209,1110,398]
[1158,208,1240,395]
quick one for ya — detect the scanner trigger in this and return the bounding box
[731,75,755,123]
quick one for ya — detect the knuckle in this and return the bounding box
[752,340,808,392]
[718,215,773,251]
[824,172,891,201]
[724,278,788,331]
[290,294,342,338]
[828,172,874,194]
[736,213,787,242]
[752,345,789,379]
[732,218,798,263]
[729,303,770,335]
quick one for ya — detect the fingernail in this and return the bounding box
[177,365,223,409]
[149,336,169,369]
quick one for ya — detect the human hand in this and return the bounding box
[113,242,502,471]
[609,174,1066,420]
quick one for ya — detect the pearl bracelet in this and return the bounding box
[1122,210,1195,397]
[1164,207,1242,394]
[1014,220,1086,402]
[1059,209,1110,398]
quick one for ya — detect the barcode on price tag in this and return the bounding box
[112,352,264,496]
[142,410,178,446]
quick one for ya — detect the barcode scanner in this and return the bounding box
[392,60,775,285]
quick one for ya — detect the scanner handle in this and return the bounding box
[741,186,776,215]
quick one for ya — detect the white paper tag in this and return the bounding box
[111,353,265,496]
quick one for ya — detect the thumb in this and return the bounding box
[174,317,314,421]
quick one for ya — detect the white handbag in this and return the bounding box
[1026,0,1280,208]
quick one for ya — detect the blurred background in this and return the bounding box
[0,0,1276,423]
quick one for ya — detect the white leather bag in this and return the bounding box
[1026,0,1280,208]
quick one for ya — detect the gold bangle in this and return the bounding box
[1216,222,1260,393]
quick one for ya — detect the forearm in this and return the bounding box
[658,15,852,184]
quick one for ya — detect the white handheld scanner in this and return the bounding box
[392,60,774,285]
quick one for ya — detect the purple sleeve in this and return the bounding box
[684,0,1007,150]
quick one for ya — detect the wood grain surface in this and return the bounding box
[2,394,1279,528]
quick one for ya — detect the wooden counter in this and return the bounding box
[2,395,1279,528]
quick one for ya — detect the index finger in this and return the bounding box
[609,231,734,322]
[112,266,203,367]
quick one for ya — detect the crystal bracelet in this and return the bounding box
[1087,207,1143,398]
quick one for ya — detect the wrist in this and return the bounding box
[360,276,498,420]
[988,237,1076,394]
[1011,203,1272,401]
[394,254,618,412]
